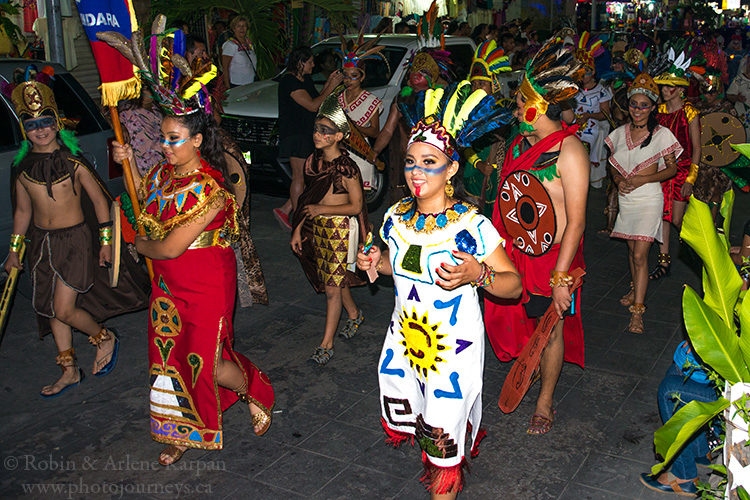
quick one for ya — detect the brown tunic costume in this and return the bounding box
[13,149,150,336]
[291,149,369,293]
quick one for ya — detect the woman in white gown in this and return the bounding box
[606,73,681,334]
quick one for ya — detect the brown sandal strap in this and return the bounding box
[629,303,646,314]
[55,348,76,368]
[89,327,112,347]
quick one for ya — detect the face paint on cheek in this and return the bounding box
[415,185,422,196]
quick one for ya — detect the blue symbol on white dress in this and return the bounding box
[433,295,462,326]
[380,349,405,378]
[434,372,462,399]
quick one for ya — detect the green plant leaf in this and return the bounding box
[680,195,742,330]
[651,397,730,476]
[739,289,750,369]
[720,188,734,249]
[684,286,749,383]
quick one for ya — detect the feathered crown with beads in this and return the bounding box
[470,40,511,83]
[650,39,704,87]
[416,0,444,50]
[336,28,389,74]
[97,14,217,115]
[402,80,514,161]
[574,32,605,70]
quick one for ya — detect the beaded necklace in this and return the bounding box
[393,197,475,233]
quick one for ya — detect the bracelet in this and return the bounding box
[98,227,113,246]
[98,221,113,229]
[376,258,385,272]
[685,162,700,184]
[9,233,24,253]
[549,270,573,288]
[467,153,480,168]
[491,163,498,170]
[471,262,496,288]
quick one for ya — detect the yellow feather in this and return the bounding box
[443,80,470,130]
[425,87,443,117]
[448,89,487,136]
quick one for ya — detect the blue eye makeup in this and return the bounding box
[160,137,189,147]
[404,161,448,175]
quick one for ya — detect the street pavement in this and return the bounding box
[1,187,747,499]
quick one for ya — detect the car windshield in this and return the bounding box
[311,44,407,88]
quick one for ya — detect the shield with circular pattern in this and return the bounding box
[700,112,746,167]
[498,171,557,256]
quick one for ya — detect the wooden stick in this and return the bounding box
[108,105,153,280]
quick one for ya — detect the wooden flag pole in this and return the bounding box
[109,105,153,280]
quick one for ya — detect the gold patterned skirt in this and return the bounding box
[312,215,358,288]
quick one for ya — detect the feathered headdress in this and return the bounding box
[403,80,514,161]
[574,32,605,70]
[416,0,444,51]
[518,33,584,127]
[651,39,704,87]
[469,40,511,90]
[336,28,389,75]
[317,86,350,138]
[97,14,218,115]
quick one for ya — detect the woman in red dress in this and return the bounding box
[113,110,274,465]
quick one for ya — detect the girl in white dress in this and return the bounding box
[605,73,681,334]
[357,81,521,499]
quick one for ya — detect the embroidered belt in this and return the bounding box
[189,228,224,249]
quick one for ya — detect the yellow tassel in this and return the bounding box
[98,76,142,107]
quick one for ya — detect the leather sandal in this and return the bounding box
[158,445,187,466]
[40,348,84,398]
[340,309,364,339]
[649,253,671,280]
[619,282,634,307]
[89,327,120,376]
[628,303,646,334]
[235,380,272,437]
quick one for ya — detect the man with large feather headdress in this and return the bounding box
[485,32,589,436]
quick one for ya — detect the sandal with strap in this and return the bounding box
[649,253,671,281]
[527,412,555,435]
[158,445,188,466]
[235,380,272,436]
[619,282,635,307]
[628,303,646,334]
[309,346,334,365]
[40,348,85,399]
[339,309,364,339]
[89,327,120,377]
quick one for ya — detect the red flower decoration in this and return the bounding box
[524,106,537,123]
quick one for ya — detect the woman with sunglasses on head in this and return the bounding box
[274,46,343,231]
[109,40,274,465]
[606,73,681,334]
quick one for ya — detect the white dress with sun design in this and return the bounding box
[378,197,504,469]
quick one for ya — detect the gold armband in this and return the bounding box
[467,153,481,168]
[549,270,573,288]
[9,233,24,253]
[685,162,699,184]
[98,227,113,246]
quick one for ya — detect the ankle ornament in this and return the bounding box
[55,348,77,372]
[88,327,112,347]
[629,303,646,314]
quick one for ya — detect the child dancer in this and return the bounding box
[291,94,369,365]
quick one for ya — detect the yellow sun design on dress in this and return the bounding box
[398,307,449,378]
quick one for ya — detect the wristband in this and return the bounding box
[471,262,496,288]
[98,221,113,229]
[549,270,573,288]
[467,153,480,168]
[9,233,24,253]
[98,227,113,246]
[685,162,699,184]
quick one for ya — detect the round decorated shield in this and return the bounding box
[498,171,556,256]
[700,112,746,167]
[108,200,122,288]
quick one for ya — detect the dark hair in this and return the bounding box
[185,34,207,55]
[395,21,409,33]
[171,111,228,185]
[501,32,515,45]
[546,103,563,121]
[470,24,488,43]
[446,20,458,35]
[374,17,392,33]
[286,46,313,75]
[169,19,189,31]
[451,161,479,207]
